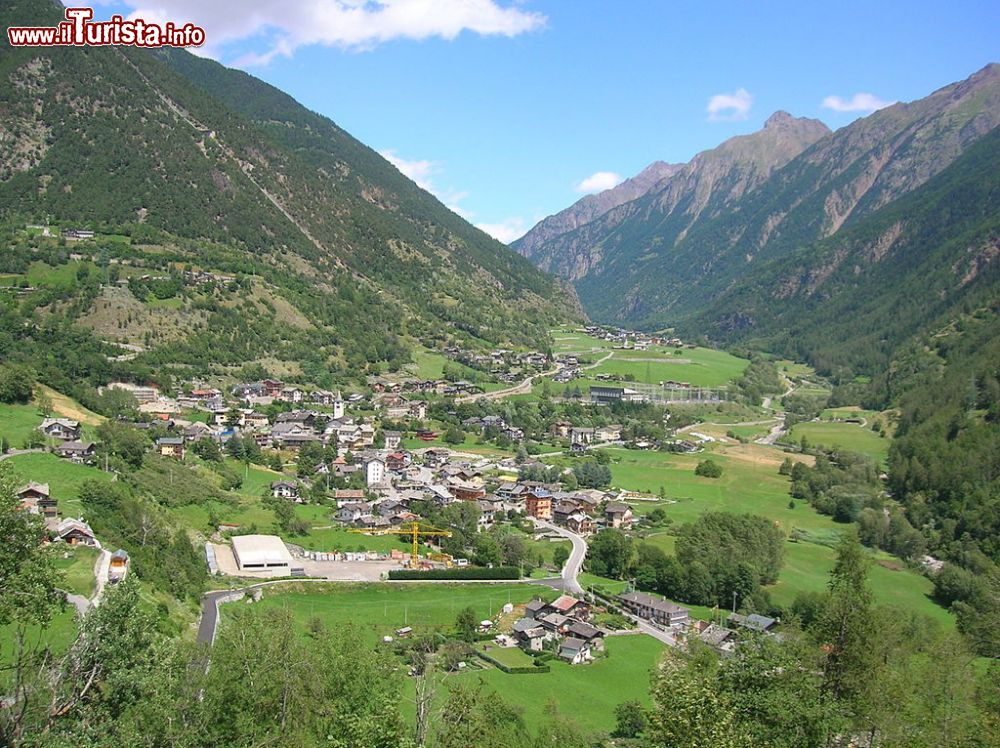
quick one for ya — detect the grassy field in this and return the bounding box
[0,401,44,447]
[402,435,513,457]
[53,545,99,597]
[225,582,557,644]
[788,421,890,466]
[585,347,748,388]
[0,608,79,682]
[770,540,952,627]
[441,635,664,735]
[242,578,667,737]
[579,445,949,623]
[475,640,536,668]
[4,452,113,515]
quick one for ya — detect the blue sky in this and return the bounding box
[92,1,999,241]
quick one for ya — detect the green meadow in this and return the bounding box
[224,582,556,644]
[788,421,891,466]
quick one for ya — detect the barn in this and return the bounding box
[231,535,294,573]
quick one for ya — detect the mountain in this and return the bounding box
[693,125,1000,383]
[513,160,682,264]
[519,64,1000,332]
[513,111,831,281]
[0,0,579,384]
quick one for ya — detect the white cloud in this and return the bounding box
[706,88,753,121]
[575,171,623,194]
[821,92,895,113]
[475,218,527,244]
[116,0,545,64]
[379,148,471,218]
[379,149,436,191]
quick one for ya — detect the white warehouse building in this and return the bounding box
[231,534,294,573]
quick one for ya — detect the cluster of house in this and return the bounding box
[443,346,550,383]
[17,480,96,544]
[509,595,605,664]
[582,325,686,350]
[38,418,97,463]
[16,481,129,583]
[547,422,623,450]
[614,590,780,654]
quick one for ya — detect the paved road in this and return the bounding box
[532,520,586,595]
[456,350,615,404]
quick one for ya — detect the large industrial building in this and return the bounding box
[231,534,295,573]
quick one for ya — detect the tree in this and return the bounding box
[96,421,149,468]
[816,531,873,705]
[646,651,749,748]
[34,389,53,417]
[552,544,570,570]
[0,462,61,628]
[587,529,633,579]
[613,700,648,738]
[191,437,222,463]
[695,459,723,478]
[444,425,465,445]
[455,606,478,642]
[0,364,34,404]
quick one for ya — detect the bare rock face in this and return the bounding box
[513,160,682,260]
[514,112,831,282]
[516,64,1000,329]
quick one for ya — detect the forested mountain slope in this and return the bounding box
[0,0,579,385]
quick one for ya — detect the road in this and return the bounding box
[455,351,614,404]
[532,519,586,595]
[0,448,44,462]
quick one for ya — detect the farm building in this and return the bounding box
[231,534,294,573]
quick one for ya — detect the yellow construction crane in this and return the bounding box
[350,521,452,567]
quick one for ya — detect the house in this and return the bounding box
[54,440,96,463]
[618,591,689,627]
[244,412,270,430]
[604,502,634,528]
[727,613,778,634]
[548,422,573,438]
[538,612,570,634]
[383,431,402,450]
[108,549,129,582]
[278,432,321,451]
[448,479,486,502]
[524,599,548,619]
[157,437,186,459]
[279,386,304,403]
[334,489,366,507]
[565,512,595,535]
[570,427,595,445]
[39,418,81,441]
[270,480,300,501]
[423,449,451,468]
[595,424,622,442]
[17,482,57,517]
[476,499,500,529]
[566,620,604,650]
[696,623,738,652]
[558,637,593,664]
[524,489,553,520]
[512,618,549,651]
[336,502,372,524]
[182,422,214,442]
[56,518,97,546]
[385,451,409,472]
[364,457,386,487]
[546,595,590,621]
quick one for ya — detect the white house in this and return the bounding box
[365,457,386,487]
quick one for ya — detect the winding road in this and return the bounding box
[532,519,587,595]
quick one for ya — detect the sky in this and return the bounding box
[88,0,1000,242]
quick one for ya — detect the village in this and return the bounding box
[9,328,785,665]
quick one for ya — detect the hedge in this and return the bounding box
[387,566,520,581]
